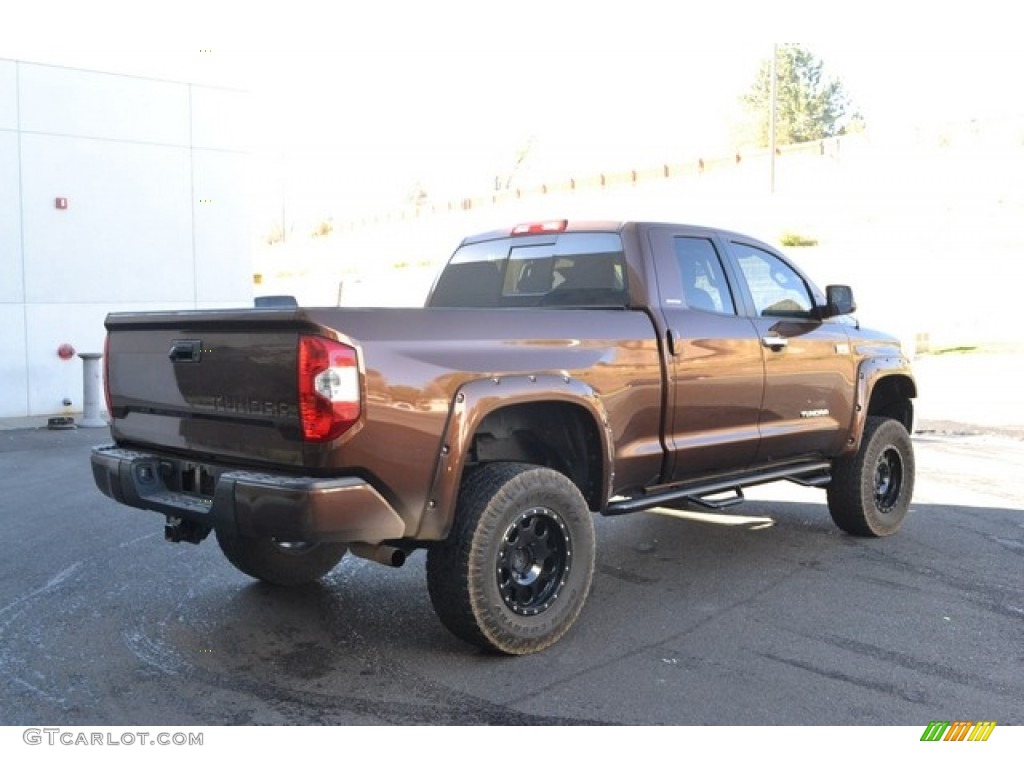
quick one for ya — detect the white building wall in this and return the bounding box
[193,149,254,305]
[0,128,23,303]
[0,59,252,418]
[0,60,20,129]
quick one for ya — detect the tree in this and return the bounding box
[741,44,861,147]
[495,135,536,191]
[406,181,430,208]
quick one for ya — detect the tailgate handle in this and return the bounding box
[169,339,202,362]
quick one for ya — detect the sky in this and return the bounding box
[4,1,1023,229]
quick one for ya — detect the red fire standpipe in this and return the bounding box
[78,352,107,428]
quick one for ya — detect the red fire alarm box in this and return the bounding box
[55,197,68,209]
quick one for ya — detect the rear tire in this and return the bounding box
[827,416,915,537]
[427,463,596,655]
[215,532,347,586]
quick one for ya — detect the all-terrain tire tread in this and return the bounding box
[827,416,914,537]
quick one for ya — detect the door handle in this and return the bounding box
[761,335,788,350]
[667,329,681,356]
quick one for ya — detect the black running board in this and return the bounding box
[602,461,832,516]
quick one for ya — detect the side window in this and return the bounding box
[732,243,814,318]
[672,237,736,314]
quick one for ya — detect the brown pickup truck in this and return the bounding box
[92,219,917,654]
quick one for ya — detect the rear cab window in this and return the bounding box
[428,233,628,308]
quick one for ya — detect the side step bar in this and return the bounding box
[603,461,832,517]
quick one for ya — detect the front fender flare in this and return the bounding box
[842,355,917,456]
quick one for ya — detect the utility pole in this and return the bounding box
[769,43,777,195]
[280,151,288,244]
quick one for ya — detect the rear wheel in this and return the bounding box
[827,416,915,536]
[215,532,347,586]
[427,462,596,655]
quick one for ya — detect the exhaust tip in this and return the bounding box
[350,543,407,568]
[388,549,407,568]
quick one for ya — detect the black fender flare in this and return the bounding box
[843,355,917,456]
[414,373,614,540]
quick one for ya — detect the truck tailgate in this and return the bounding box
[105,309,324,468]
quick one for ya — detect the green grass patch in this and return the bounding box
[780,231,819,247]
[918,342,1024,357]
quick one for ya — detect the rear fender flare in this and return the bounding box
[417,374,613,540]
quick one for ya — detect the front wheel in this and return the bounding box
[827,416,915,537]
[426,463,596,655]
[215,531,347,586]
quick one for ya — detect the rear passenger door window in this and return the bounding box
[672,237,737,314]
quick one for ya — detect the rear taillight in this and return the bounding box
[102,333,112,420]
[297,335,361,442]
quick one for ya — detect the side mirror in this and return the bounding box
[820,285,856,318]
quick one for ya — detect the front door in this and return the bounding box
[724,239,856,463]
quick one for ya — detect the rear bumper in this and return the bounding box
[90,445,407,543]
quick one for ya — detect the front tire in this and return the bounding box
[827,416,915,536]
[427,463,596,655]
[215,531,347,586]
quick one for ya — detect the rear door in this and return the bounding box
[722,237,856,462]
[648,226,764,481]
